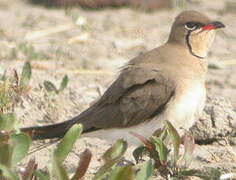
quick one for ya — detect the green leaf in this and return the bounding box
[0,113,17,131]
[11,133,31,167]
[0,164,18,180]
[93,160,115,180]
[165,121,181,164]
[180,169,201,176]
[94,139,127,180]
[135,159,154,180]
[51,157,69,180]
[110,165,134,180]
[151,136,168,165]
[153,128,167,141]
[20,61,31,89]
[0,143,12,167]
[43,81,58,93]
[33,170,50,180]
[54,124,82,163]
[203,168,221,180]
[133,146,146,163]
[59,75,69,92]
[103,139,128,162]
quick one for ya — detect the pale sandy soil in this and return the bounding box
[0,0,235,179]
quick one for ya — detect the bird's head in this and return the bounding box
[168,11,225,59]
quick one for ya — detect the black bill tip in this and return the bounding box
[211,21,225,29]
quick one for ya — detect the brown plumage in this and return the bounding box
[21,11,225,144]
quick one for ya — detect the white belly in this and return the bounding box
[84,83,206,145]
[83,116,163,145]
[163,82,206,133]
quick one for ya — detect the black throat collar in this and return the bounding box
[186,30,205,59]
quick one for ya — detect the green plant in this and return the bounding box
[0,119,223,180]
[0,62,79,179]
[0,123,84,180]
[43,75,69,95]
[0,61,32,113]
[0,113,31,179]
[48,124,83,180]
[92,138,155,180]
[131,121,222,180]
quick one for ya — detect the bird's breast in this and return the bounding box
[163,81,206,133]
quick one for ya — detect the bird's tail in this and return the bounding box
[21,103,99,140]
[21,118,78,140]
[21,102,115,140]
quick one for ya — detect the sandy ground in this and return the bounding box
[0,0,235,179]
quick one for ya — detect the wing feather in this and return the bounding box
[78,66,175,130]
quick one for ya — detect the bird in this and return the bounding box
[21,10,225,145]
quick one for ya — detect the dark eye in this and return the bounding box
[185,22,198,30]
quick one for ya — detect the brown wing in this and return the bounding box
[75,65,175,131]
[21,65,175,140]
